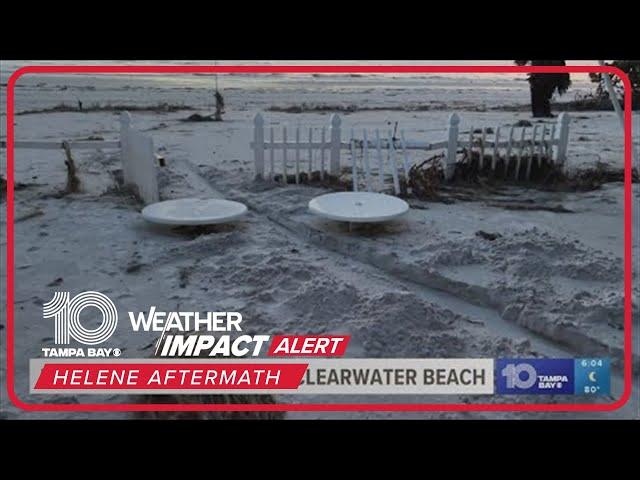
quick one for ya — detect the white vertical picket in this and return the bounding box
[548,124,556,159]
[479,127,487,169]
[525,126,534,180]
[329,114,341,175]
[349,128,358,192]
[120,111,132,184]
[282,126,288,184]
[515,127,525,180]
[555,113,570,166]
[388,130,400,194]
[400,130,411,185]
[295,126,300,184]
[253,113,265,179]
[269,126,275,180]
[504,126,515,176]
[491,126,501,171]
[363,129,372,191]
[531,124,540,167]
[375,129,384,190]
[445,113,460,180]
[119,111,159,204]
[320,127,326,180]
[537,126,546,164]
[308,127,313,176]
[351,137,358,192]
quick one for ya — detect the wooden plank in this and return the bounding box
[269,126,275,180]
[400,130,411,184]
[388,129,400,195]
[445,113,460,180]
[4,140,120,150]
[525,126,535,180]
[308,128,313,176]
[253,113,264,178]
[537,126,546,164]
[548,124,556,159]
[351,138,358,192]
[295,126,300,184]
[363,129,373,191]
[320,127,326,180]
[337,139,448,150]
[491,126,501,171]
[251,141,331,150]
[282,126,288,184]
[375,129,384,191]
[329,114,341,175]
[504,126,515,177]
[251,138,538,153]
[479,128,486,169]
[531,124,540,168]
[515,127,526,180]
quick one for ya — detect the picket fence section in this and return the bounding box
[251,112,571,194]
[1,112,160,204]
[119,112,159,204]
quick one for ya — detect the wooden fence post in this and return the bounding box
[350,136,358,192]
[363,129,372,191]
[329,114,341,175]
[320,127,326,180]
[282,125,288,184]
[375,129,384,190]
[555,112,570,166]
[120,111,132,184]
[445,113,460,180]
[491,126,501,171]
[504,126,514,176]
[295,126,300,184]
[253,113,265,179]
[388,129,400,194]
[120,112,159,204]
[270,126,275,179]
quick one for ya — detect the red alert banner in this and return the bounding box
[267,335,350,356]
[33,363,308,390]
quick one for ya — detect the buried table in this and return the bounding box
[141,198,248,226]
[308,192,410,224]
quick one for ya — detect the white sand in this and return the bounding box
[1,64,638,419]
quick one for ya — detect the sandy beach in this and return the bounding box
[1,62,638,419]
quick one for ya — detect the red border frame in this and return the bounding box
[4,64,634,412]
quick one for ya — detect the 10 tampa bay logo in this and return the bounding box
[41,291,122,358]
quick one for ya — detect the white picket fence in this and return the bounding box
[118,112,159,204]
[251,112,342,182]
[1,112,160,204]
[251,112,571,194]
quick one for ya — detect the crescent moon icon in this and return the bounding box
[588,371,597,382]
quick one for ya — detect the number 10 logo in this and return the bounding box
[43,291,118,345]
[501,363,537,389]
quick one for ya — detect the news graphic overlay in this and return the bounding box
[30,291,495,395]
[496,358,611,395]
[574,358,611,395]
[43,291,118,346]
[497,359,574,394]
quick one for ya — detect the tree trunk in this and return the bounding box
[530,83,545,117]
[530,79,554,118]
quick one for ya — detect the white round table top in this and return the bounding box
[308,192,410,223]
[141,198,248,226]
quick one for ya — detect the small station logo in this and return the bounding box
[42,291,121,357]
